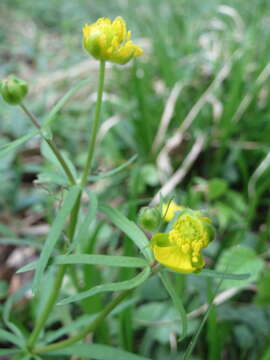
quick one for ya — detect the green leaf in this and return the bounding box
[17,254,148,273]
[255,267,270,306]
[55,254,148,268]
[99,204,153,262]
[215,245,264,290]
[58,266,151,305]
[45,314,96,343]
[3,282,31,340]
[0,349,19,356]
[0,329,24,347]
[70,190,98,252]
[195,269,250,280]
[44,78,91,128]
[159,270,187,341]
[183,277,225,360]
[40,140,77,179]
[208,178,228,200]
[49,343,151,360]
[89,154,138,181]
[0,130,39,158]
[0,280,8,299]
[0,238,43,249]
[33,186,81,293]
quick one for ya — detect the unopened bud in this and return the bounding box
[138,206,161,232]
[0,75,28,105]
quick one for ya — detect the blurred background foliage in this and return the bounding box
[1,0,270,359]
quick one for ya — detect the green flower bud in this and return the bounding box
[138,206,161,232]
[0,75,28,105]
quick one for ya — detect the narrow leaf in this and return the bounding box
[58,266,151,305]
[197,269,250,280]
[44,78,90,128]
[0,130,39,158]
[184,272,228,360]
[0,238,43,249]
[0,349,19,356]
[0,329,24,347]
[159,270,187,341]
[49,343,151,360]
[3,282,31,339]
[33,186,81,293]
[70,190,98,252]
[99,204,153,262]
[90,154,138,181]
[55,254,148,268]
[17,254,148,274]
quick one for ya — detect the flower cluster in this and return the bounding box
[150,208,214,273]
[83,17,143,64]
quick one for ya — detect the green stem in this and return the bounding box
[19,103,76,185]
[81,60,106,186]
[33,290,130,354]
[28,61,106,353]
[27,264,67,350]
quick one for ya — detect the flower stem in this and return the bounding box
[33,290,130,354]
[27,61,106,353]
[19,102,76,186]
[80,60,106,186]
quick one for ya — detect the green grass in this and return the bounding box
[1,0,270,359]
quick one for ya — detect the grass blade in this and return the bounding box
[99,204,153,262]
[58,266,151,305]
[33,186,81,293]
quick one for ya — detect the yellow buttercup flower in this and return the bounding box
[150,209,214,273]
[162,201,184,222]
[83,17,143,64]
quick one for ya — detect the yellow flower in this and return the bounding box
[150,210,214,273]
[162,201,184,222]
[83,17,143,64]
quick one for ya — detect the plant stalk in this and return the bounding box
[80,60,106,186]
[19,103,76,185]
